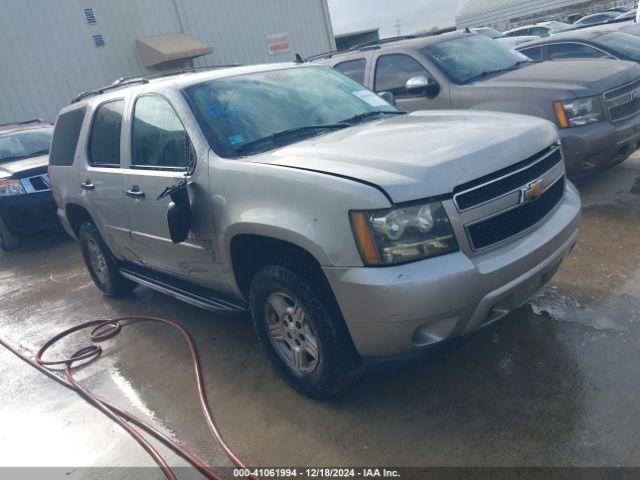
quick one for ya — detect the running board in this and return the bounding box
[119,264,248,313]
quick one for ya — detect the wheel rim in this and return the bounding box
[86,237,109,285]
[264,292,319,375]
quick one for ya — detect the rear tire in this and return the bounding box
[0,215,20,251]
[250,262,363,399]
[79,221,135,298]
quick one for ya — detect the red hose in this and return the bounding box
[0,316,260,480]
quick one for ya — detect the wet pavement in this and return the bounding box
[1,155,639,474]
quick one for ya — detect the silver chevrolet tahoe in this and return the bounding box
[50,64,581,398]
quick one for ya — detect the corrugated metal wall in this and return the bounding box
[456,0,590,28]
[0,0,335,123]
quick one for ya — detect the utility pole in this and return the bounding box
[395,19,401,36]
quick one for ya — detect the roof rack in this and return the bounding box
[71,64,243,104]
[0,118,49,128]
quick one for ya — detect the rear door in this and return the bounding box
[123,93,217,283]
[80,99,131,256]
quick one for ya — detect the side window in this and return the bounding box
[548,43,608,60]
[131,95,187,169]
[49,108,86,166]
[505,28,528,37]
[520,46,543,61]
[529,27,550,36]
[89,100,124,167]
[374,54,430,96]
[334,59,367,85]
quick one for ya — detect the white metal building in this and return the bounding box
[0,0,335,123]
[456,0,634,29]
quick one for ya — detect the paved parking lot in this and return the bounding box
[1,155,639,474]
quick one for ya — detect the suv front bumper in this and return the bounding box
[323,182,581,358]
[0,191,59,235]
[561,114,640,176]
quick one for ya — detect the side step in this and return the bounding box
[119,263,248,313]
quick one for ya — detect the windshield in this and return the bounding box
[183,66,400,157]
[547,21,572,31]
[423,34,527,84]
[475,28,503,39]
[0,129,52,163]
[597,32,640,61]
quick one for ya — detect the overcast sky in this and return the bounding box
[327,0,467,37]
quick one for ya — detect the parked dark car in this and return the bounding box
[573,11,620,28]
[0,119,58,250]
[315,31,640,176]
[518,30,640,64]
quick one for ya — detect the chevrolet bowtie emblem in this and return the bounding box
[520,179,544,204]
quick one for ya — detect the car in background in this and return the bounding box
[471,27,538,50]
[0,119,58,250]
[614,10,636,21]
[316,31,640,175]
[573,11,620,28]
[517,30,640,65]
[503,21,573,38]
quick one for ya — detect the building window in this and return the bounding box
[93,34,105,47]
[83,8,97,25]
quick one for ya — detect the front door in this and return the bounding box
[373,53,450,110]
[123,94,218,286]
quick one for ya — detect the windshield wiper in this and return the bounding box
[465,62,527,84]
[235,123,349,155]
[341,110,406,125]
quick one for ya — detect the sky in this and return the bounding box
[327,0,467,37]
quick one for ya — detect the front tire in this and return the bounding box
[0,215,20,251]
[79,221,135,298]
[250,263,363,399]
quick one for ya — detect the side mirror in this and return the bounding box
[166,183,192,244]
[405,75,440,98]
[377,91,396,106]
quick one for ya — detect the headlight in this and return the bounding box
[0,179,26,197]
[554,96,604,128]
[350,201,458,266]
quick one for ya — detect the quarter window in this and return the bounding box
[520,46,543,61]
[49,108,86,166]
[548,43,609,60]
[334,59,367,85]
[374,54,430,96]
[131,96,188,169]
[89,100,123,167]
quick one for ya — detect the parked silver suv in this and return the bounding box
[50,64,581,398]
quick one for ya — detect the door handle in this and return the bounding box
[81,180,95,190]
[126,186,145,199]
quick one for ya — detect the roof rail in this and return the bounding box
[0,118,49,128]
[71,64,243,104]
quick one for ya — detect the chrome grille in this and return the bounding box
[604,78,640,123]
[19,174,50,194]
[453,145,566,252]
[466,177,565,251]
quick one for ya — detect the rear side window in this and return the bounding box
[334,59,366,85]
[49,108,86,166]
[548,43,609,60]
[505,28,529,37]
[89,100,124,167]
[131,95,187,170]
[529,27,550,36]
[520,46,543,61]
[374,54,429,96]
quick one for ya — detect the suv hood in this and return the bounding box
[0,155,49,179]
[479,59,640,97]
[251,111,558,204]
